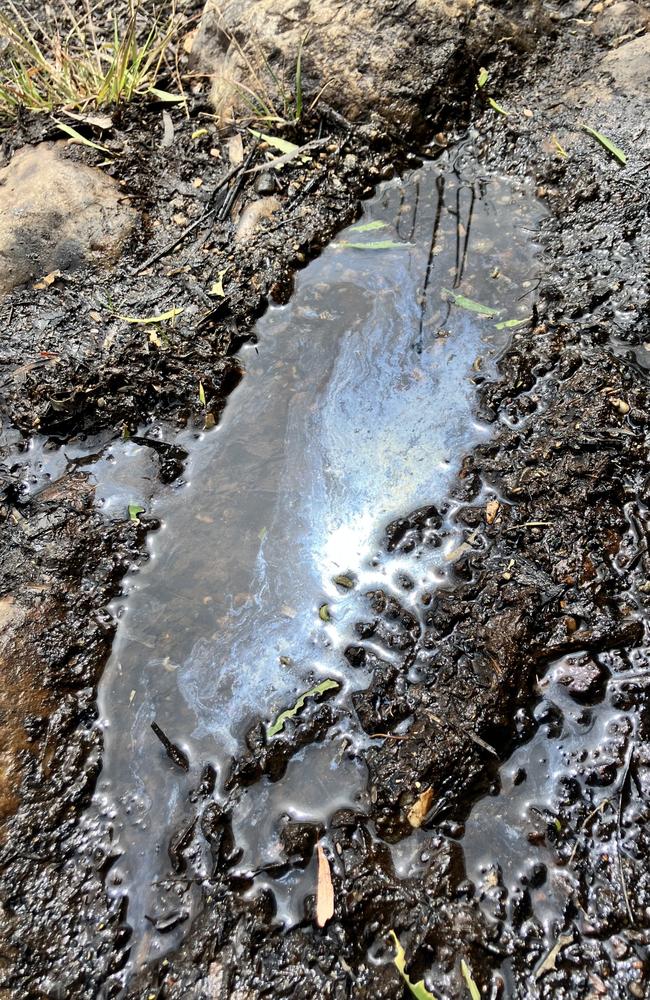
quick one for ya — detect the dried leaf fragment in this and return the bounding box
[407,787,433,828]
[316,844,334,927]
[210,268,228,297]
[34,270,61,290]
[114,307,184,325]
[535,933,573,979]
[485,499,500,524]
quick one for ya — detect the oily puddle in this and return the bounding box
[86,145,545,974]
[459,645,645,988]
[0,423,181,519]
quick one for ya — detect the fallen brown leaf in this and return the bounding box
[316,844,334,927]
[407,787,433,828]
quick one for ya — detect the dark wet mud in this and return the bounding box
[1,2,649,999]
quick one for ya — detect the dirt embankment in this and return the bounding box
[0,1,649,998]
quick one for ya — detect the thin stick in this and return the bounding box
[616,743,635,924]
[216,141,258,221]
[130,161,244,275]
[568,799,610,866]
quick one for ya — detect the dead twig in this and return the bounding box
[217,141,259,221]
[568,799,610,865]
[151,720,190,771]
[130,161,246,275]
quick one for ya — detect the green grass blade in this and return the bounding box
[581,124,626,165]
[488,97,509,116]
[55,121,110,152]
[442,288,499,316]
[339,240,410,250]
[348,220,386,233]
[390,932,438,1000]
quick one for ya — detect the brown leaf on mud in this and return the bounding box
[485,499,500,524]
[407,787,433,828]
[316,844,334,927]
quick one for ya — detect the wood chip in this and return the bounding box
[485,498,500,524]
[316,844,334,927]
[33,270,61,290]
[407,787,433,828]
[160,110,174,149]
[228,133,244,165]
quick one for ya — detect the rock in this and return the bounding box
[235,196,281,241]
[601,33,650,97]
[591,1,650,45]
[191,0,537,131]
[253,171,277,196]
[0,142,137,296]
[553,655,604,701]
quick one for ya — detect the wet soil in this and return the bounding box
[0,1,649,998]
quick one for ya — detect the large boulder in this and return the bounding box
[191,0,538,130]
[0,142,137,296]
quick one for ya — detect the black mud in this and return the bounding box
[1,2,649,998]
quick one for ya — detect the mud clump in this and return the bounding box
[0,142,137,296]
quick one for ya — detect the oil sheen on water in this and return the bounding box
[90,144,546,974]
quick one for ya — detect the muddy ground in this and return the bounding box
[0,0,649,997]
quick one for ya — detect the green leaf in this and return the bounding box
[460,960,480,1000]
[339,240,410,250]
[128,502,145,522]
[114,307,184,325]
[319,603,331,621]
[488,97,509,116]
[348,220,387,233]
[267,678,340,737]
[390,932,438,1000]
[149,87,185,102]
[495,316,530,330]
[333,574,355,589]
[199,381,206,406]
[581,124,626,165]
[55,121,110,153]
[249,129,300,156]
[477,67,489,89]
[442,289,499,316]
